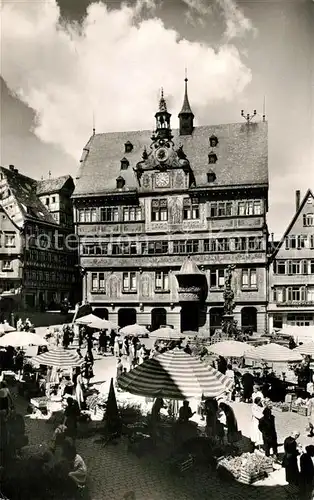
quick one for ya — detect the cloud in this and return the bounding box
[216,0,256,39]
[183,0,256,39]
[182,0,212,26]
[1,0,252,160]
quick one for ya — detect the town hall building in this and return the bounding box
[72,80,269,335]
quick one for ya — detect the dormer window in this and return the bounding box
[208,152,217,164]
[120,157,129,170]
[207,170,216,183]
[116,176,125,189]
[124,141,133,153]
[209,135,219,148]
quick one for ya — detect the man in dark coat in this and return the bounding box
[300,445,314,500]
[217,356,227,375]
[242,372,254,402]
[258,407,278,459]
[283,431,300,486]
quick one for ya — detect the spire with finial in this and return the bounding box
[179,70,194,136]
[154,87,172,140]
[159,87,168,112]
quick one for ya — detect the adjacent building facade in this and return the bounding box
[73,82,269,335]
[0,166,78,314]
[268,189,314,334]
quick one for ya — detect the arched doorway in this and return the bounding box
[118,308,137,328]
[180,305,199,333]
[241,307,257,333]
[151,308,167,331]
[93,308,109,320]
[209,307,224,335]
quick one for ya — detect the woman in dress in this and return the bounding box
[74,368,85,410]
[0,380,14,416]
[251,397,264,449]
[114,336,120,357]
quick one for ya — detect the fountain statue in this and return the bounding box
[221,265,240,339]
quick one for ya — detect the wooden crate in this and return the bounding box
[238,468,266,484]
[298,406,311,416]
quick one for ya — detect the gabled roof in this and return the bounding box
[0,204,21,232]
[36,175,73,195]
[269,189,314,261]
[73,121,268,197]
[0,166,57,226]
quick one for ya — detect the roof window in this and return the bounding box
[208,152,217,164]
[124,141,133,153]
[207,170,216,183]
[209,135,219,148]
[120,157,129,170]
[116,176,125,189]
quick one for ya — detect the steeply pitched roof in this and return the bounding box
[179,78,194,116]
[73,121,268,197]
[0,166,57,225]
[36,175,72,195]
[269,189,314,261]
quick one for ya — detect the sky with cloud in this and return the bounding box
[1,0,313,237]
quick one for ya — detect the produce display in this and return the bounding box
[292,397,311,407]
[218,452,273,482]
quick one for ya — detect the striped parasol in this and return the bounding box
[32,346,84,368]
[117,347,233,399]
[245,342,302,362]
[208,340,251,358]
[294,342,314,357]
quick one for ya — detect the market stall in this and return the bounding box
[29,347,84,417]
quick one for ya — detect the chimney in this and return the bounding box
[296,190,301,211]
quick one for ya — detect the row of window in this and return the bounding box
[285,234,314,249]
[25,249,76,267]
[24,270,76,283]
[274,260,314,275]
[77,199,263,223]
[81,237,264,256]
[90,268,258,293]
[273,313,314,328]
[303,214,314,227]
[273,286,314,303]
[24,226,70,246]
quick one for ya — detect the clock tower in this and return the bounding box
[134,89,195,191]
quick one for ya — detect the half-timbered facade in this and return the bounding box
[268,189,314,335]
[0,166,78,312]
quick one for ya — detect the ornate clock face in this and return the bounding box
[155,147,169,163]
[155,172,170,188]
